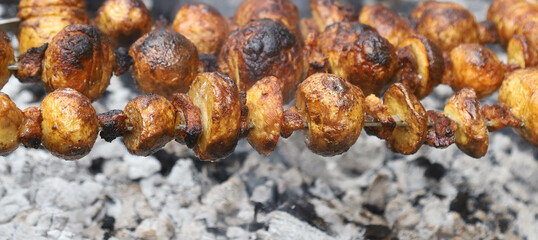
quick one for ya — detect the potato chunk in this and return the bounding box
[0,31,14,90]
[507,35,537,68]
[40,89,99,160]
[189,72,242,161]
[0,93,24,155]
[359,4,414,46]
[310,0,356,31]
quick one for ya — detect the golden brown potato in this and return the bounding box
[300,18,330,77]
[172,3,229,55]
[412,1,480,51]
[234,0,301,43]
[498,68,538,146]
[95,0,152,47]
[17,0,88,54]
[189,72,242,161]
[394,35,445,100]
[0,31,14,90]
[41,24,116,101]
[130,28,199,99]
[295,73,364,156]
[0,93,24,155]
[123,94,176,156]
[507,35,538,68]
[359,4,414,47]
[218,19,303,103]
[246,76,283,156]
[318,22,397,96]
[310,0,356,31]
[445,44,504,98]
[487,0,538,45]
[444,88,489,158]
[40,88,99,160]
[383,83,427,155]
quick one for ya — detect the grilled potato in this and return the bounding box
[295,73,364,156]
[444,88,489,158]
[0,31,14,90]
[363,94,395,140]
[42,24,116,101]
[189,72,242,161]
[0,93,24,155]
[172,93,202,149]
[40,89,99,160]
[123,94,176,156]
[507,35,538,68]
[95,0,152,47]
[310,0,356,31]
[359,4,414,46]
[487,0,538,45]
[384,83,427,155]
[172,3,229,55]
[130,28,198,99]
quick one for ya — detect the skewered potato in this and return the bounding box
[18,0,89,54]
[41,24,116,101]
[130,28,198,99]
[444,88,489,158]
[363,94,395,140]
[40,89,99,160]
[383,83,427,155]
[189,72,242,161]
[172,93,202,149]
[487,0,538,45]
[95,0,152,47]
[394,35,445,100]
[246,76,283,156]
[0,93,24,155]
[310,0,356,31]
[318,22,397,96]
[294,73,365,156]
[300,18,329,77]
[507,35,538,68]
[444,44,504,98]
[359,4,414,47]
[123,94,177,156]
[218,19,303,103]
[172,3,229,55]
[498,68,538,146]
[0,31,14,90]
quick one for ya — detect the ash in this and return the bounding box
[1,0,537,239]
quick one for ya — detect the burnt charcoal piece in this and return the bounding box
[424,163,446,181]
[364,224,391,239]
[88,157,106,175]
[152,150,178,176]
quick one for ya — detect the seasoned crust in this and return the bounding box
[359,4,414,46]
[0,30,14,90]
[15,43,48,83]
[98,109,127,142]
[0,93,24,155]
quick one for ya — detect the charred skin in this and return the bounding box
[295,73,365,156]
[17,0,89,54]
[426,110,457,148]
[300,18,329,77]
[310,0,356,31]
[40,88,99,160]
[15,44,48,83]
[41,24,116,101]
[172,3,229,55]
[0,31,14,90]
[218,19,304,103]
[318,22,397,96]
[95,0,152,47]
[487,0,538,45]
[0,93,24,155]
[358,4,414,46]
[130,28,199,99]
[172,93,202,149]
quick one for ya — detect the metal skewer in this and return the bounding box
[0,18,21,33]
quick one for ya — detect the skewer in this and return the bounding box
[0,18,20,33]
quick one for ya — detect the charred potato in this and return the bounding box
[246,76,283,156]
[130,28,199,99]
[172,3,229,55]
[318,22,397,96]
[444,88,489,158]
[301,18,329,77]
[42,24,116,101]
[218,19,303,103]
[0,93,24,155]
[384,83,427,155]
[507,35,538,68]
[95,0,152,47]
[358,4,414,46]
[40,89,99,160]
[310,0,356,31]
[18,0,88,54]
[295,73,365,156]
[189,72,242,161]
[0,31,14,90]
[123,94,177,156]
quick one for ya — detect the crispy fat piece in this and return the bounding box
[172,93,202,149]
[426,110,457,148]
[98,110,128,142]
[19,106,43,149]
[281,107,304,139]
[363,94,395,140]
[0,93,24,155]
[481,104,522,132]
[15,44,48,83]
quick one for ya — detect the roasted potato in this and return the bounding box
[218,19,303,103]
[41,24,116,101]
[507,35,538,68]
[295,73,364,156]
[301,18,329,77]
[246,76,283,156]
[172,93,202,149]
[498,68,538,146]
[310,0,356,31]
[130,28,198,99]
[123,94,176,156]
[189,72,242,161]
[0,31,14,90]
[172,3,229,55]
[359,4,414,47]
[444,88,489,158]
[40,89,99,160]
[487,0,538,45]
[445,44,504,98]
[0,93,24,155]
[17,0,88,54]
[95,0,152,47]
[384,83,427,155]
[394,35,445,100]
[318,22,397,96]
